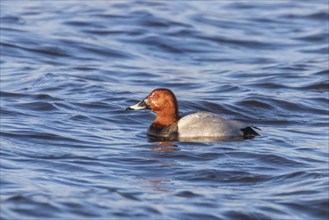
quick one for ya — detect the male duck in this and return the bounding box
[126,88,260,140]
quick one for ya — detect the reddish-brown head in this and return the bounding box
[147,88,179,118]
[126,88,179,126]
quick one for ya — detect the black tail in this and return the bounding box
[241,127,260,139]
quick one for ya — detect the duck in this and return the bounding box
[126,88,260,141]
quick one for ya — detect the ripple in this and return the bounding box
[13,101,58,111]
[1,41,69,57]
[1,15,25,24]
[236,100,274,109]
[174,190,202,198]
[258,154,306,168]
[299,82,329,91]
[4,194,60,218]
[179,169,271,184]
[58,39,137,59]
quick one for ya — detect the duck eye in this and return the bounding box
[151,93,160,99]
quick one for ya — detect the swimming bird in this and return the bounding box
[126,88,260,141]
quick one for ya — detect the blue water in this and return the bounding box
[1,1,328,219]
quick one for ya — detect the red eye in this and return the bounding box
[151,93,159,99]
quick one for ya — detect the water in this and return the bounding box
[1,1,328,219]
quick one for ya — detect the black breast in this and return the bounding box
[148,123,178,141]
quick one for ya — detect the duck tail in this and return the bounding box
[241,126,261,139]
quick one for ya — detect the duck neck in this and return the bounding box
[152,100,179,127]
[154,113,178,127]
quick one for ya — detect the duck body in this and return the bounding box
[178,112,249,138]
[126,88,259,141]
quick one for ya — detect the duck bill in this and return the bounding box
[126,98,150,111]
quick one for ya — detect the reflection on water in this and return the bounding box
[1,1,328,219]
[152,141,177,152]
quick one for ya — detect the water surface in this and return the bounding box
[1,1,328,219]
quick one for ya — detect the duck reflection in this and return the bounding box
[151,140,177,152]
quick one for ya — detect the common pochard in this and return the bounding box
[126,88,260,141]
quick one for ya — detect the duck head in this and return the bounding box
[126,88,179,125]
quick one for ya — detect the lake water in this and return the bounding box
[1,1,328,219]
